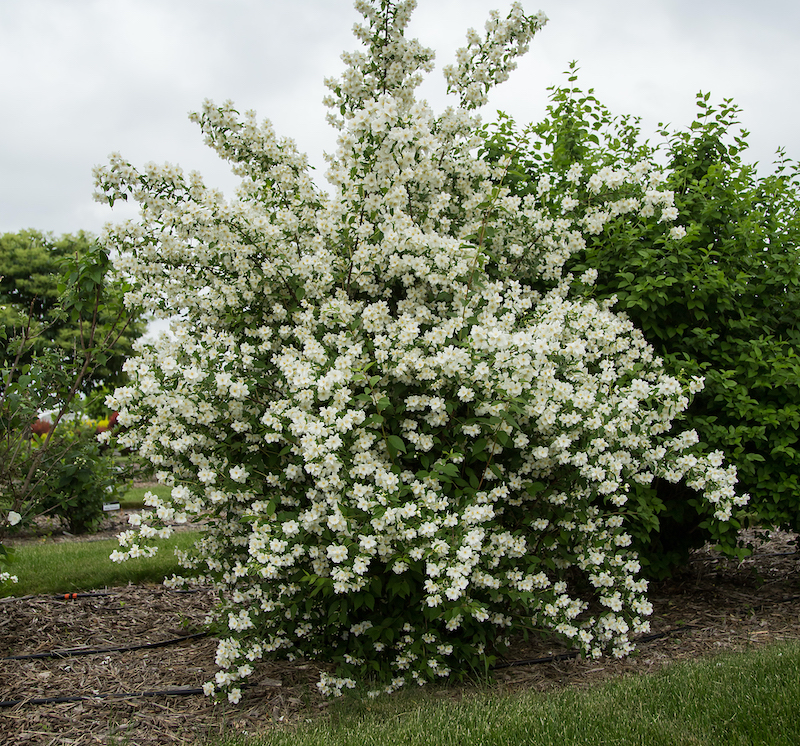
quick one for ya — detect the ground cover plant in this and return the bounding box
[481,74,800,575]
[97,0,749,701]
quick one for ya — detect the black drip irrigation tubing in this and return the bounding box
[689,551,799,563]
[1,632,208,662]
[0,687,206,708]
[3,617,790,708]
[55,592,113,600]
[492,650,580,669]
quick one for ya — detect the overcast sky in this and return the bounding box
[2,0,798,238]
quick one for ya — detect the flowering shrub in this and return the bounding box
[97,0,747,700]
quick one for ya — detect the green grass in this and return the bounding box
[0,482,182,595]
[118,484,172,509]
[2,531,198,596]
[222,642,800,746]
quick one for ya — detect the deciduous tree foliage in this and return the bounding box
[1,239,136,569]
[98,1,747,699]
[0,229,145,392]
[483,72,800,573]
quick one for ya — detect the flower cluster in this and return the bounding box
[97,0,747,700]
[443,2,548,109]
[1,513,20,585]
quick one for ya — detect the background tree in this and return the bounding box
[0,229,145,394]
[482,69,800,574]
[1,239,138,559]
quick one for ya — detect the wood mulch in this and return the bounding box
[0,525,798,745]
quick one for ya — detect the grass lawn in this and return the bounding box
[119,483,172,509]
[2,530,198,596]
[1,482,190,596]
[222,641,800,746]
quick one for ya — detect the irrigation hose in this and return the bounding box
[0,618,790,707]
[57,592,112,600]
[0,687,206,708]
[492,650,579,669]
[0,588,205,605]
[3,626,679,667]
[1,632,208,662]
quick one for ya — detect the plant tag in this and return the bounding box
[102,502,120,512]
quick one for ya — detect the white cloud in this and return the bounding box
[1,0,797,236]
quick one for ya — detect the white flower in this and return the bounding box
[227,687,242,704]
[457,386,475,402]
[230,380,250,399]
[198,467,216,484]
[7,511,21,526]
[326,544,348,563]
[282,520,300,536]
[229,465,249,483]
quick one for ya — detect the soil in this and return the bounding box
[1,516,798,745]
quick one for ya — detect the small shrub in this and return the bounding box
[36,421,127,534]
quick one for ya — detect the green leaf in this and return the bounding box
[526,482,547,497]
[386,435,406,454]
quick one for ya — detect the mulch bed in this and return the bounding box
[0,529,798,745]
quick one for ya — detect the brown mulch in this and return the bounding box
[0,529,798,745]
